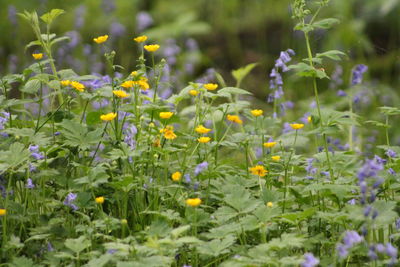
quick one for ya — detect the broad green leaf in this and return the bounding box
[197,235,236,257]
[59,119,103,150]
[64,236,91,254]
[231,63,258,86]
[40,9,65,24]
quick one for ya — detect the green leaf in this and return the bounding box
[64,236,91,254]
[59,119,103,150]
[0,142,30,172]
[316,50,346,61]
[85,254,113,267]
[312,18,340,29]
[231,63,258,86]
[21,79,41,94]
[86,111,103,125]
[40,9,65,25]
[218,87,253,96]
[197,235,236,257]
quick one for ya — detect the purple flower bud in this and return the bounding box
[26,178,35,189]
[386,149,397,158]
[351,64,368,86]
[194,162,208,176]
[386,243,398,259]
[301,253,319,267]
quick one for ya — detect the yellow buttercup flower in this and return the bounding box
[186,198,201,207]
[250,165,267,177]
[0,209,6,216]
[263,142,277,148]
[204,83,218,91]
[160,126,177,140]
[144,44,160,52]
[95,196,105,204]
[198,137,211,143]
[60,80,71,86]
[159,112,174,119]
[137,80,150,90]
[113,90,129,98]
[121,81,135,88]
[251,109,263,117]
[134,35,147,43]
[266,202,273,208]
[70,81,85,92]
[290,123,304,130]
[171,172,182,182]
[32,53,43,60]
[195,125,211,134]
[100,112,117,121]
[227,114,243,124]
[307,116,312,123]
[131,71,138,76]
[271,155,281,162]
[189,90,198,96]
[93,35,108,44]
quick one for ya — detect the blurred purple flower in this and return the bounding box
[136,11,153,32]
[386,149,397,158]
[63,193,78,211]
[74,5,86,29]
[351,64,368,85]
[301,253,319,267]
[29,144,44,160]
[110,22,126,37]
[195,162,208,176]
[26,178,35,189]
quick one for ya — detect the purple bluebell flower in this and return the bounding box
[101,0,116,13]
[368,247,378,260]
[194,162,208,176]
[386,149,397,158]
[386,243,398,260]
[0,112,10,132]
[63,193,78,211]
[136,11,153,32]
[26,178,35,189]
[376,243,386,253]
[74,5,86,29]
[193,182,200,191]
[29,144,44,160]
[337,231,363,258]
[267,49,294,104]
[357,156,384,182]
[7,5,18,26]
[388,168,396,175]
[184,174,191,183]
[124,124,137,150]
[301,253,319,267]
[348,199,356,205]
[107,249,118,254]
[47,242,54,252]
[351,64,368,85]
[329,65,343,89]
[337,90,347,97]
[110,22,126,37]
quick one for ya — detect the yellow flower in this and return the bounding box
[159,112,174,119]
[100,112,117,121]
[189,90,199,96]
[204,83,218,91]
[93,35,108,44]
[137,80,150,90]
[32,53,43,60]
[164,130,177,140]
[250,165,268,177]
[266,202,273,208]
[271,155,281,162]
[198,137,211,143]
[121,81,135,88]
[263,142,277,148]
[186,198,202,207]
[227,114,243,124]
[133,35,148,43]
[95,196,105,204]
[171,171,182,182]
[290,123,304,130]
[195,125,211,134]
[144,44,160,52]
[113,90,129,98]
[131,71,138,76]
[307,116,312,123]
[70,81,85,92]
[60,80,71,86]
[160,126,177,140]
[0,209,6,216]
[251,109,263,117]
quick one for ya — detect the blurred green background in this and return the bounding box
[1,0,399,102]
